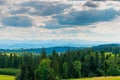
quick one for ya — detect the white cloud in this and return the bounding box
[0,0,120,42]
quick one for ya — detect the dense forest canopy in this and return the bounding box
[0,44,120,80]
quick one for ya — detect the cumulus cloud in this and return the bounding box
[91,0,120,1]
[10,1,71,16]
[53,8,120,28]
[84,1,99,8]
[0,0,5,5]
[1,16,32,27]
[10,8,29,14]
[42,20,69,29]
[0,0,120,41]
[91,0,106,1]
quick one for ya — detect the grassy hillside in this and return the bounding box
[69,76,120,80]
[0,75,15,80]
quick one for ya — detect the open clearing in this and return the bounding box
[69,76,120,80]
[0,75,15,80]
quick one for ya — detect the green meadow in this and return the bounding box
[69,76,120,80]
[0,75,15,80]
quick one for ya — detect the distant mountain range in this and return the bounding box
[0,43,120,54]
[0,46,84,54]
[0,39,114,49]
[92,43,120,54]
[0,39,119,54]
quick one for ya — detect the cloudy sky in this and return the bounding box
[0,0,120,42]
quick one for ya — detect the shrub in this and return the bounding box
[0,68,20,76]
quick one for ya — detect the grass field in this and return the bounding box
[0,75,15,80]
[68,76,120,80]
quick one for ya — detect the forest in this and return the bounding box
[0,44,120,80]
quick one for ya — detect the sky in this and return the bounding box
[0,0,120,43]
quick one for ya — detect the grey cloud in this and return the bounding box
[11,1,71,16]
[1,16,32,27]
[84,1,99,8]
[43,25,69,29]
[43,20,69,29]
[91,0,120,1]
[53,8,120,27]
[10,8,29,14]
[0,0,5,5]
[91,0,106,1]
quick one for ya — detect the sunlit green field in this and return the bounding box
[0,75,15,80]
[68,76,120,80]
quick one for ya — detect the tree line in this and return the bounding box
[1,47,120,80]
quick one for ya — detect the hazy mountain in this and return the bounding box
[0,46,84,54]
[0,43,120,54]
[92,43,120,54]
[0,39,113,49]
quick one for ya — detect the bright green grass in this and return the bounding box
[0,75,15,80]
[68,76,120,80]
